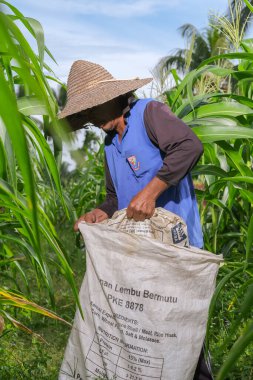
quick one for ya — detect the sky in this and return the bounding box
[5,0,251,167]
[8,0,232,85]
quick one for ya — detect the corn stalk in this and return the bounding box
[0,1,82,331]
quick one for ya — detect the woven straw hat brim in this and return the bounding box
[58,77,152,119]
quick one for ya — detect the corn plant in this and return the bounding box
[164,29,253,377]
[0,1,82,334]
[68,144,106,217]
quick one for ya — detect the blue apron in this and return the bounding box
[105,99,203,248]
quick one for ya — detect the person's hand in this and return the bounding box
[74,209,108,231]
[126,177,169,221]
[126,190,155,221]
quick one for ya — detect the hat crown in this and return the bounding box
[67,60,114,99]
[58,59,153,125]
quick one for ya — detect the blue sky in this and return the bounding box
[9,0,234,85]
[6,0,252,167]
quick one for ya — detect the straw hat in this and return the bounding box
[58,60,152,127]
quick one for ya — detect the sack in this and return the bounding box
[107,208,189,246]
[59,209,222,380]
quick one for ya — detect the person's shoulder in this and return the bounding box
[131,99,173,117]
[137,98,155,104]
[144,99,173,114]
[131,98,155,111]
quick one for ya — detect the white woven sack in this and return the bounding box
[106,208,189,246]
[59,209,222,380]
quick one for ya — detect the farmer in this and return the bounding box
[58,60,212,379]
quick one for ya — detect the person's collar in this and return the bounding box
[123,94,136,121]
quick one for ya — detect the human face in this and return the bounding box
[88,97,125,134]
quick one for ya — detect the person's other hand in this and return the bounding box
[74,209,108,231]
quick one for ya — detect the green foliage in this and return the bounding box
[0,1,81,335]
[67,143,106,218]
[1,1,253,379]
[0,226,85,379]
[164,30,253,377]
[155,23,230,84]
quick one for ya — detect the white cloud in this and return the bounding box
[39,14,180,83]
[73,0,182,17]
[9,0,230,20]
[49,43,164,84]
[20,0,183,18]
[8,0,231,167]
[9,0,233,85]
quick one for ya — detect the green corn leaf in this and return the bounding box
[187,74,194,114]
[221,239,238,257]
[25,17,45,67]
[170,68,181,86]
[0,118,16,189]
[216,176,253,185]
[188,117,242,127]
[192,164,229,177]
[206,198,230,212]
[176,93,253,119]
[0,178,80,311]
[12,261,30,292]
[17,96,53,116]
[0,67,40,253]
[207,67,234,76]
[240,38,253,53]
[232,70,253,81]
[183,103,253,123]
[175,93,219,118]
[239,188,253,204]
[0,178,38,247]
[199,53,253,68]
[0,12,41,73]
[246,214,253,262]
[242,0,253,13]
[238,283,253,320]
[171,68,196,110]
[217,141,253,177]
[217,280,253,354]
[217,320,253,380]
[193,125,253,143]
[0,233,42,269]
[46,75,65,87]
[24,117,66,208]
[0,0,56,64]
[1,14,57,118]
[0,257,25,267]
[206,266,244,349]
[0,135,7,179]
[202,143,220,165]
[37,221,83,316]
[171,65,235,110]
[3,244,29,291]
[224,94,253,108]
[8,15,45,68]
